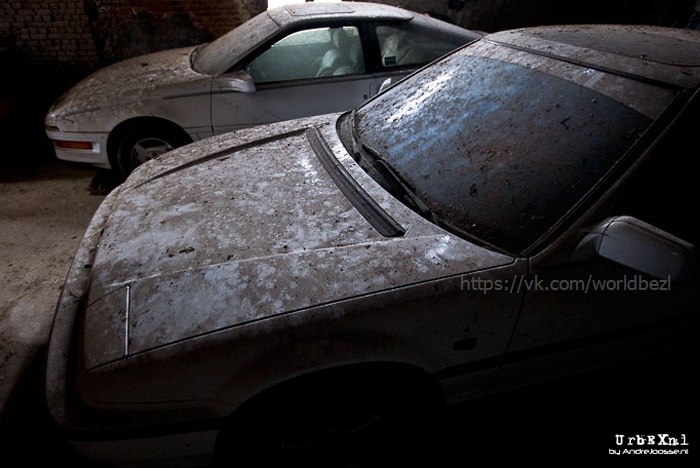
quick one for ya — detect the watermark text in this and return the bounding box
[460,274,671,295]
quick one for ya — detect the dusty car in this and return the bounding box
[46,24,699,466]
[44,2,479,176]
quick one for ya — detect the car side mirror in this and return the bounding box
[571,216,694,281]
[215,70,255,93]
[378,77,394,94]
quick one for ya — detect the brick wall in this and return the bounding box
[1,0,99,70]
[91,0,266,64]
[0,0,266,72]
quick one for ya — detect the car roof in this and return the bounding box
[486,25,700,89]
[266,1,414,26]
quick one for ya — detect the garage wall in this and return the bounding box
[0,0,266,73]
[88,0,266,65]
[0,0,99,69]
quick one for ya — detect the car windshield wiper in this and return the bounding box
[352,138,438,225]
[337,111,504,252]
[343,111,438,224]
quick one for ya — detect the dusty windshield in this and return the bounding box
[348,44,674,254]
[192,12,279,75]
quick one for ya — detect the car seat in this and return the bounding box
[381,32,422,67]
[316,28,357,77]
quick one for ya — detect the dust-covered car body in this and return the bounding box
[44,1,480,176]
[47,25,699,466]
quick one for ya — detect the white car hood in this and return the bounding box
[47,46,201,121]
[81,116,512,368]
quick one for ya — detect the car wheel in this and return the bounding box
[115,124,191,177]
[214,377,439,467]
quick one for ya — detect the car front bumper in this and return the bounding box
[45,127,111,169]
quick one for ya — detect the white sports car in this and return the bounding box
[44,2,479,176]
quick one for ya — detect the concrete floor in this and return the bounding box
[0,162,105,412]
[0,154,110,464]
[0,69,119,462]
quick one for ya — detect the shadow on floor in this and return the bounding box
[0,348,105,467]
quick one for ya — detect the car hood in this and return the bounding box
[82,115,513,369]
[47,46,201,121]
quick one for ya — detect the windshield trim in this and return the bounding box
[308,125,405,238]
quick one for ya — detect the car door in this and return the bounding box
[211,24,375,134]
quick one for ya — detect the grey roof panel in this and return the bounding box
[488,25,700,88]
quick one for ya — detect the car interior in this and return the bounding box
[245,26,365,83]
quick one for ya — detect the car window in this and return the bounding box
[192,12,279,75]
[602,98,698,248]
[245,26,365,84]
[350,44,677,255]
[375,23,468,68]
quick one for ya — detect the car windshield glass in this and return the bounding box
[348,43,676,254]
[192,12,279,75]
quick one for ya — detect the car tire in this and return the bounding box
[114,123,191,177]
[214,375,440,467]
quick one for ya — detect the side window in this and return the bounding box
[603,100,698,248]
[376,24,463,68]
[245,26,365,84]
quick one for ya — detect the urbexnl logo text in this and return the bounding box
[609,433,689,456]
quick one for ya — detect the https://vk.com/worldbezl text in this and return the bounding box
[460,274,672,295]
